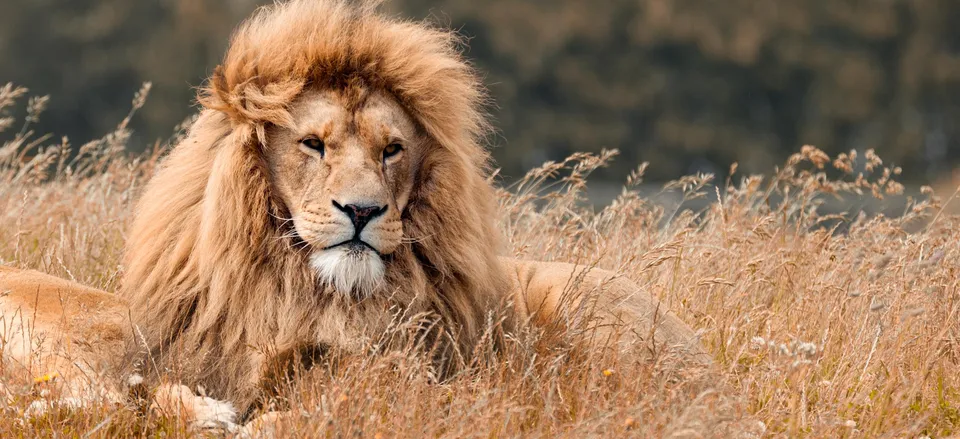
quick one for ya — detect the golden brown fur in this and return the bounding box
[0,268,239,428]
[0,0,706,425]
[121,0,514,411]
[0,266,126,400]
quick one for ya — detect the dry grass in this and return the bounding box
[1,83,959,438]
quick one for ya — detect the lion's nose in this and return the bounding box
[333,201,387,234]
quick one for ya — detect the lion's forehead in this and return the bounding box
[285,88,417,143]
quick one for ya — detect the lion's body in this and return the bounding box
[0,267,127,401]
[0,0,706,429]
[0,260,702,413]
[504,258,700,348]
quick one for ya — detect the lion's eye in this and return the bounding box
[383,143,403,161]
[300,137,325,156]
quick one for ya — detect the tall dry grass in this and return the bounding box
[1,82,959,438]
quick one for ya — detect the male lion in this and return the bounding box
[0,0,706,429]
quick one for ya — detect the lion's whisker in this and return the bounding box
[401,233,435,244]
[273,231,301,241]
[269,213,297,228]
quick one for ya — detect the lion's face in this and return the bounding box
[265,87,422,297]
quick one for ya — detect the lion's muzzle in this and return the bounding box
[301,200,397,298]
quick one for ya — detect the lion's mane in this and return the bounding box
[122,0,509,410]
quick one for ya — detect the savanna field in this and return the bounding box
[1,83,959,438]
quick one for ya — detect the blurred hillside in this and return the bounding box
[3,0,960,183]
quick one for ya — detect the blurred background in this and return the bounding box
[2,0,960,189]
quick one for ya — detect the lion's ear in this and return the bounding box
[200,64,302,129]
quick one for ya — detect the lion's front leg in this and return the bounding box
[151,383,239,431]
[236,410,297,438]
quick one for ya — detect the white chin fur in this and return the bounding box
[309,246,385,298]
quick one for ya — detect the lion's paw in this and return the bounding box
[152,383,238,432]
[236,411,296,438]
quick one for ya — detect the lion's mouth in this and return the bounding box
[324,238,380,255]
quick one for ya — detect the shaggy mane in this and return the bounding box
[121,0,509,411]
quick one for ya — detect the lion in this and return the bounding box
[0,0,706,430]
